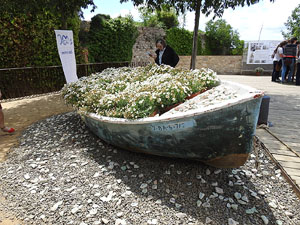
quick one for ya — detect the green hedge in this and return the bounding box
[88,15,138,63]
[166,27,203,55]
[0,12,82,68]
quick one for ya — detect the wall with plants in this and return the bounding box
[87,14,138,63]
[166,28,203,56]
[0,12,82,69]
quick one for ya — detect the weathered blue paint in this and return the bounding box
[82,95,262,167]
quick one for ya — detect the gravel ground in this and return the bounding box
[0,112,299,225]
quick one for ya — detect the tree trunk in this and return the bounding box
[190,0,201,70]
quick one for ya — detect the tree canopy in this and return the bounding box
[120,0,275,69]
[139,6,179,29]
[282,3,300,40]
[205,19,244,55]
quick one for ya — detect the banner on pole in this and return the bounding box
[55,30,78,83]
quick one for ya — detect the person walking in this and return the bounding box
[281,37,298,83]
[0,90,15,133]
[149,39,179,68]
[271,41,286,82]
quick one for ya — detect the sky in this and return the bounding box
[82,0,300,41]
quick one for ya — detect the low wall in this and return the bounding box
[177,56,243,75]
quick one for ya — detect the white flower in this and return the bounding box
[61,64,220,119]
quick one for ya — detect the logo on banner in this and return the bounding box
[57,34,74,56]
[57,34,73,46]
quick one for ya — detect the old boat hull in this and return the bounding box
[82,81,263,168]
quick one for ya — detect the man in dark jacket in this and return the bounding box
[149,39,179,68]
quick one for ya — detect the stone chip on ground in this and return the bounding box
[0,112,299,225]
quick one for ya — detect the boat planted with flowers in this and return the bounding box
[62,65,263,168]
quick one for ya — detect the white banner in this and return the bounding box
[55,30,78,83]
[247,40,281,64]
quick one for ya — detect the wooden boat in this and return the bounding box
[82,81,264,168]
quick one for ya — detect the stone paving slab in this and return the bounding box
[269,148,297,157]
[292,178,300,187]
[282,168,300,177]
[256,128,300,197]
[277,159,300,169]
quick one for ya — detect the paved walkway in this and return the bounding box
[219,75,300,197]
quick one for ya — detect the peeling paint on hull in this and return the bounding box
[82,81,263,168]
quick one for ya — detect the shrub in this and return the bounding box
[254,67,264,73]
[166,27,203,55]
[0,11,82,68]
[87,15,138,63]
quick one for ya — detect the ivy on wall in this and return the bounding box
[87,15,138,63]
[0,12,82,69]
[166,27,204,56]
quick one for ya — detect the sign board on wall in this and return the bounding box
[55,30,78,83]
[246,40,281,64]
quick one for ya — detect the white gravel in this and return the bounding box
[163,84,239,116]
[0,112,299,225]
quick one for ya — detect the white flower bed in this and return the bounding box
[61,64,220,119]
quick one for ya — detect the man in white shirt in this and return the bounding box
[271,41,286,82]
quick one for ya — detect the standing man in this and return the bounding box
[149,39,179,68]
[271,41,286,82]
[281,37,298,83]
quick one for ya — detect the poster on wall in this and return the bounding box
[55,30,78,83]
[246,40,281,64]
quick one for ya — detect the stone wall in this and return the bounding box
[177,56,243,75]
[130,27,244,74]
[131,27,166,65]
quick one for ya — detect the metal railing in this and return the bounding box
[0,62,132,99]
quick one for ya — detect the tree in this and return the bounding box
[120,0,275,69]
[139,7,162,27]
[166,28,202,55]
[88,14,138,63]
[0,0,96,29]
[205,19,244,55]
[282,4,300,40]
[139,6,179,29]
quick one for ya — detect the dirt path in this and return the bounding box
[0,93,73,225]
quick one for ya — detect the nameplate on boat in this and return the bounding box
[150,120,195,132]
